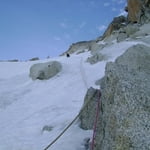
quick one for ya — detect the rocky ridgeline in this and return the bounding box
[100,0,150,42]
[62,0,150,65]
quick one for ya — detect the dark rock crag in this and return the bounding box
[101,0,150,40]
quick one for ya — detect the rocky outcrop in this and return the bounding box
[29,57,39,61]
[125,24,140,37]
[61,40,106,56]
[129,23,150,38]
[8,59,19,62]
[61,41,94,55]
[127,0,150,23]
[86,53,107,64]
[79,87,100,130]
[94,44,150,150]
[127,0,143,23]
[29,61,62,80]
[102,16,126,39]
[101,0,150,41]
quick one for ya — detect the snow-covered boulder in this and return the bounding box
[29,61,62,80]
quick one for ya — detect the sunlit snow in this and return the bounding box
[0,40,141,150]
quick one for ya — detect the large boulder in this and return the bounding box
[94,44,150,150]
[29,61,62,80]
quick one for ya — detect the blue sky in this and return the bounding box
[0,0,126,60]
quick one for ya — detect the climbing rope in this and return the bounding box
[43,58,100,150]
[43,90,95,150]
[91,90,101,150]
[43,113,80,150]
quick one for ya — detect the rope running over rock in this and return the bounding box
[43,90,98,150]
[91,90,101,150]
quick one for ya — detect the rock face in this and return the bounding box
[125,24,140,37]
[86,53,107,64]
[101,0,150,40]
[29,57,39,61]
[79,87,100,130]
[29,61,62,80]
[62,41,94,55]
[127,0,142,23]
[102,16,126,39]
[94,44,150,150]
[61,40,104,56]
[127,0,150,23]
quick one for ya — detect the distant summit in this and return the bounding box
[101,0,150,39]
[63,0,150,56]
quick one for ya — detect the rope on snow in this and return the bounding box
[43,57,101,150]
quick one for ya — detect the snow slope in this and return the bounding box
[0,40,144,150]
